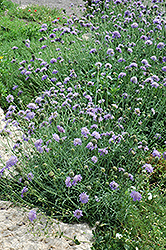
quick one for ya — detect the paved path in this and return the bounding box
[11,0,85,16]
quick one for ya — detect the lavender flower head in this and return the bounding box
[79,192,89,203]
[81,127,90,138]
[29,210,37,222]
[91,156,98,163]
[53,133,60,142]
[65,176,72,187]
[21,186,28,198]
[109,181,119,190]
[152,149,161,158]
[57,125,65,133]
[72,174,82,186]
[130,191,142,201]
[6,95,14,103]
[6,155,18,169]
[73,138,82,146]
[142,163,154,173]
[73,209,83,219]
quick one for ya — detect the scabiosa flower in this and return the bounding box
[109,181,119,190]
[27,172,34,181]
[162,66,166,72]
[72,174,82,186]
[81,127,90,138]
[131,22,138,28]
[73,138,82,146]
[89,48,97,54]
[21,186,28,198]
[157,42,165,49]
[91,131,101,139]
[41,45,47,49]
[105,63,112,69]
[152,149,161,158]
[4,156,17,171]
[163,152,166,160]
[86,142,95,150]
[98,147,108,156]
[53,133,60,142]
[73,209,83,219]
[57,125,65,133]
[112,31,121,38]
[6,94,14,103]
[150,55,157,61]
[12,46,18,50]
[27,103,38,110]
[134,108,141,116]
[151,82,159,88]
[130,191,142,201]
[142,163,154,173]
[107,48,114,56]
[118,72,126,78]
[79,192,89,204]
[91,156,98,163]
[50,58,57,63]
[41,75,48,81]
[145,40,153,45]
[65,176,72,187]
[29,210,37,222]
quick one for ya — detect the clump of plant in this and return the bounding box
[0,0,166,249]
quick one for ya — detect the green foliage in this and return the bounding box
[0,0,166,249]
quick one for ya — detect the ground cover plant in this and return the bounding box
[0,0,166,249]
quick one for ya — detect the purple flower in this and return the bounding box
[65,177,72,187]
[79,192,89,204]
[72,174,82,186]
[26,111,35,120]
[81,127,90,138]
[107,48,114,56]
[91,131,101,140]
[27,103,38,110]
[41,75,48,81]
[21,186,28,198]
[151,82,159,88]
[98,148,108,156]
[29,210,37,222]
[152,149,161,158]
[89,48,97,54]
[27,172,34,181]
[157,42,165,49]
[91,156,98,163]
[6,94,14,103]
[95,196,99,202]
[86,142,95,150]
[162,66,166,72]
[109,181,119,190]
[73,209,83,219]
[57,125,65,133]
[128,174,134,181]
[73,138,82,146]
[142,164,154,173]
[50,58,57,63]
[6,155,18,169]
[12,46,18,50]
[131,22,138,28]
[163,152,166,160]
[53,133,60,142]
[130,191,142,201]
[118,72,126,78]
[112,31,121,38]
